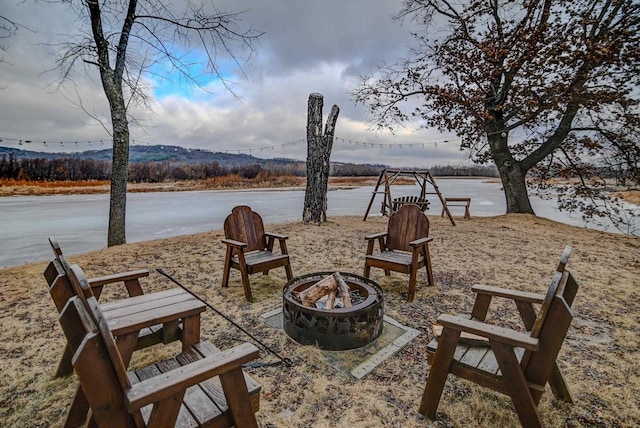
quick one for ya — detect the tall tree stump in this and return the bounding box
[303,93,340,224]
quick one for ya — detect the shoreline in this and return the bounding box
[1,177,637,205]
[0,176,495,197]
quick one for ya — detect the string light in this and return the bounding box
[0,135,462,155]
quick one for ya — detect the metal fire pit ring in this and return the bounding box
[282,271,384,351]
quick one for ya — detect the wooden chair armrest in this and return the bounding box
[264,231,288,240]
[364,232,387,241]
[104,298,206,336]
[437,314,539,351]
[125,342,260,411]
[88,270,150,288]
[410,236,433,247]
[222,238,248,249]
[471,284,545,304]
[88,269,149,298]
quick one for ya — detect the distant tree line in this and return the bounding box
[428,164,498,177]
[0,155,112,181]
[0,154,264,182]
[1,153,501,182]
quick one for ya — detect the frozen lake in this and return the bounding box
[0,178,630,268]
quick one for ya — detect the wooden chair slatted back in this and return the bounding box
[47,236,99,309]
[561,269,579,308]
[521,270,579,371]
[68,264,133,392]
[529,245,572,338]
[73,333,138,427]
[524,285,574,386]
[49,236,64,257]
[62,296,138,427]
[386,204,430,251]
[224,206,266,252]
[530,270,564,339]
[58,295,98,358]
[45,259,76,313]
[43,257,62,288]
[54,251,96,321]
[556,245,572,272]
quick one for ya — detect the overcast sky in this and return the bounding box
[0,0,468,168]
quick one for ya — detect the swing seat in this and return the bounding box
[392,196,430,213]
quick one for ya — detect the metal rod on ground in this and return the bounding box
[157,268,294,368]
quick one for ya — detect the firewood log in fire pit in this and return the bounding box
[335,273,352,308]
[296,272,352,308]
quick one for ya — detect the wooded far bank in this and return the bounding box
[0,151,499,183]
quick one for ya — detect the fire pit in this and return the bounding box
[282,271,384,351]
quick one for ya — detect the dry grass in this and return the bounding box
[1,214,639,427]
[0,179,111,196]
[0,176,418,197]
[615,189,640,205]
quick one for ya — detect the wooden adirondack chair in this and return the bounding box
[58,264,261,428]
[461,245,576,403]
[222,205,293,301]
[363,203,434,301]
[44,237,206,378]
[419,266,580,428]
[47,258,208,428]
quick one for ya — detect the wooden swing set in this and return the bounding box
[362,169,457,225]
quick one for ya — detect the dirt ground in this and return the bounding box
[0,213,639,427]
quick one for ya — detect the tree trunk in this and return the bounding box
[86,0,133,246]
[498,160,533,214]
[488,131,535,214]
[303,93,340,224]
[320,105,339,221]
[108,104,129,246]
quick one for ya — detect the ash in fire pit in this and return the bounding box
[283,272,384,351]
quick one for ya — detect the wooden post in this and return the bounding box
[303,93,340,224]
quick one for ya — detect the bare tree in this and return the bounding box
[1,15,21,65]
[54,0,262,246]
[353,0,640,231]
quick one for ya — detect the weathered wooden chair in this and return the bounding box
[460,245,575,403]
[44,237,206,378]
[59,264,261,428]
[419,264,580,427]
[363,203,434,301]
[222,205,293,301]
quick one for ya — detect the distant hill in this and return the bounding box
[0,145,305,168]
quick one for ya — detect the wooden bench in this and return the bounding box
[59,265,261,427]
[441,197,471,219]
[44,237,206,377]
[392,195,430,213]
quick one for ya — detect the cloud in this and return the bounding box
[0,0,470,167]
